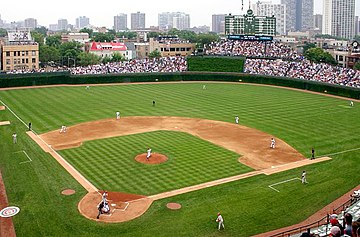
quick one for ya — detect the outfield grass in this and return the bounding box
[0,82,359,236]
[60,131,251,195]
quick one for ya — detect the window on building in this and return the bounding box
[32,51,36,56]
[6,59,11,65]
[22,51,25,56]
[339,55,344,61]
[32,58,36,63]
[26,51,29,56]
[14,59,17,64]
[6,52,10,57]
[26,58,29,63]
[6,67,11,71]
[22,59,25,63]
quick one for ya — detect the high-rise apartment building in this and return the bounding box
[314,14,323,31]
[252,1,286,35]
[323,0,355,39]
[158,12,190,30]
[57,19,68,31]
[114,14,127,31]
[281,0,314,33]
[356,16,360,35]
[76,16,90,29]
[131,12,145,30]
[212,14,226,34]
[24,18,37,29]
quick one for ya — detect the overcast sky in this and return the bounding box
[0,0,359,28]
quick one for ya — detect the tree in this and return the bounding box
[116,31,137,39]
[59,41,83,66]
[102,55,112,64]
[302,42,317,54]
[33,26,48,37]
[0,28,7,37]
[31,31,45,46]
[148,50,162,59]
[111,52,125,62]
[46,34,62,48]
[354,62,360,70]
[304,47,337,65]
[78,52,101,66]
[148,31,160,39]
[92,32,115,42]
[79,28,94,38]
[196,33,220,48]
[39,45,61,65]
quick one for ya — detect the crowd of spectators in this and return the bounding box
[69,57,187,75]
[205,39,303,60]
[244,58,360,88]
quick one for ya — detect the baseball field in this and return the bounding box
[0,82,359,236]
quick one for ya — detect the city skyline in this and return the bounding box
[0,0,359,29]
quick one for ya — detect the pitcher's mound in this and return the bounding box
[135,153,168,164]
[166,202,181,210]
[61,189,75,195]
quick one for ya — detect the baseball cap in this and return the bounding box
[330,226,341,235]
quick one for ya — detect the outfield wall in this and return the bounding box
[0,71,359,99]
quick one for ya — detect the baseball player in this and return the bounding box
[12,133,17,144]
[270,138,275,149]
[216,212,225,230]
[235,116,239,124]
[301,171,307,184]
[116,111,120,120]
[146,148,152,161]
[60,125,67,133]
[102,191,108,203]
[350,100,354,107]
[202,85,206,90]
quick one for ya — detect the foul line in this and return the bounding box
[318,147,360,157]
[14,150,33,164]
[2,99,97,192]
[0,100,29,129]
[268,178,301,193]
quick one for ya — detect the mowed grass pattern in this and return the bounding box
[60,131,250,195]
[1,83,359,159]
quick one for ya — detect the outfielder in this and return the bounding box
[116,111,120,120]
[60,125,67,133]
[216,212,225,230]
[350,100,354,107]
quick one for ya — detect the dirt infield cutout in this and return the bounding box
[61,189,76,195]
[0,121,10,126]
[166,203,182,210]
[29,116,333,223]
[0,106,5,110]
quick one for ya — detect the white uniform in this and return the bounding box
[12,133,17,144]
[216,213,225,230]
[202,85,206,90]
[270,138,275,148]
[235,116,239,124]
[116,111,120,120]
[60,125,67,133]
[301,171,307,184]
[102,192,108,203]
[350,101,354,107]
[146,148,152,159]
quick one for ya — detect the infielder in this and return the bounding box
[235,116,239,124]
[146,148,152,160]
[270,138,275,149]
[216,212,225,230]
[116,111,120,120]
[60,125,67,133]
[301,171,307,184]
